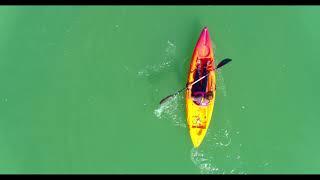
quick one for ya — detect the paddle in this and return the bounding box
[159,58,232,105]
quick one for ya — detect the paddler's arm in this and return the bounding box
[186,82,192,90]
[207,70,214,91]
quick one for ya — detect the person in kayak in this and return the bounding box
[187,59,214,106]
[192,91,213,106]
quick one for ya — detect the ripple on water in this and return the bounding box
[137,40,176,78]
[216,69,227,97]
[138,40,186,128]
[190,125,247,174]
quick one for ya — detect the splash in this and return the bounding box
[154,93,186,128]
[165,40,176,57]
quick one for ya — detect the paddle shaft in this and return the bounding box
[162,72,211,101]
[189,72,210,88]
[159,58,231,104]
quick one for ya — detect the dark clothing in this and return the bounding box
[191,66,208,96]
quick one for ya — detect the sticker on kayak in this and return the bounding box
[191,116,206,129]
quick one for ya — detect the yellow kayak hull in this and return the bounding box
[185,27,216,148]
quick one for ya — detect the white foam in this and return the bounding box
[154,94,186,128]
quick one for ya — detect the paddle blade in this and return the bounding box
[216,58,232,70]
[159,94,175,104]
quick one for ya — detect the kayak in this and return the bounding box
[185,27,216,148]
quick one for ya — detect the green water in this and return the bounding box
[0,6,320,174]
